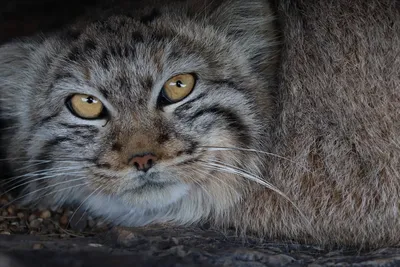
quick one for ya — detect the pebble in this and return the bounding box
[88,243,103,248]
[32,243,44,250]
[40,210,51,219]
[29,218,43,229]
[0,193,109,237]
[0,197,8,206]
[28,214,37,222]
[7,205,15,215]
[60,215,69,226]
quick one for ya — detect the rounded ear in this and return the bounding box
[206,0,279,74]
[0,39,49,118]
[0,41,36,81]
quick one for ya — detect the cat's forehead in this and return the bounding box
[54,14,232,102]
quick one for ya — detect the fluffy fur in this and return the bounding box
[0,0,399,248]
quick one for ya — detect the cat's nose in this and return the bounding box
[129,153,157,172]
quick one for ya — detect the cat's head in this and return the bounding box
[0,0,278,225]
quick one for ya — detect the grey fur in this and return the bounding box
[0,0,399,248]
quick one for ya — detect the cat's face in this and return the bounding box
[1,0,277,225]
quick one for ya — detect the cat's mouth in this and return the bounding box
[120,180,172,194]
[117,179,189,209]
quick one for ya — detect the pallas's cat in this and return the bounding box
[1,0,399,248]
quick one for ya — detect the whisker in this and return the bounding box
[1,166,87,187]
[31,182,90,207]
[193,168,237,194]
[199,160,312,229]
[1,176,88,208]
[199,146,310,172]
[68,184,106,226]
[0,170,87,196]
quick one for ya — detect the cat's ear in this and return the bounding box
[0,41,39,86]
[206,0,279,73]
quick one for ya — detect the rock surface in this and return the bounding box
[0,226,400,266]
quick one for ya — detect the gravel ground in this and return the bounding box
[0,193,110,238]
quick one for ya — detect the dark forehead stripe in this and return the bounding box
[98,85,110,99]
[84,39,97,53]
[131,32,144,43]
[140,76,153,90]
[67,46,81,62]
[110,45,123,58]
[140,8,161,24]
[62,28,82,41]
[100,49,110,70]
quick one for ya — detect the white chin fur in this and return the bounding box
[82,183,190,226]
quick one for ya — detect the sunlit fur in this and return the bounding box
[1,0,399,248]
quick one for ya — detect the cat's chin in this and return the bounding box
[81,182,191,226]
[118,181,190,209]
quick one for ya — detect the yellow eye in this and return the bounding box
[68,94,104,119]
[161,74,196,103]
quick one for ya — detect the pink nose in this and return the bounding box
[129,153,157,172]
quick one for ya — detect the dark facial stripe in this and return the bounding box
[173,92,207,115]
[207,80,239,91]
[38,111,62,127]
[36,136,73,160]
[58,123,99,133]
[188,106,250,146]
[111,143,122,152]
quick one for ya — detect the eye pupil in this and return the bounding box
[86,96,94,104]
[176,80,183,88]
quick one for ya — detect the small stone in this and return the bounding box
[88,243,103,248]
[171,237,179,245]
[0,223,8,230]
[47,224,55,231]
[7,205,15,215]
[39,210,51,219]
[28,214,37,222]
[29,218,43,229]
[0,231,10,235]
[69,210,88,232]
[0,196,8,205]
[17,212,25,219]
[88,218,96,228]
[56,208,64,214]
[60,215,69,226]
[32,243,44,250]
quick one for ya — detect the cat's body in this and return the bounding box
[1,0,399,248]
